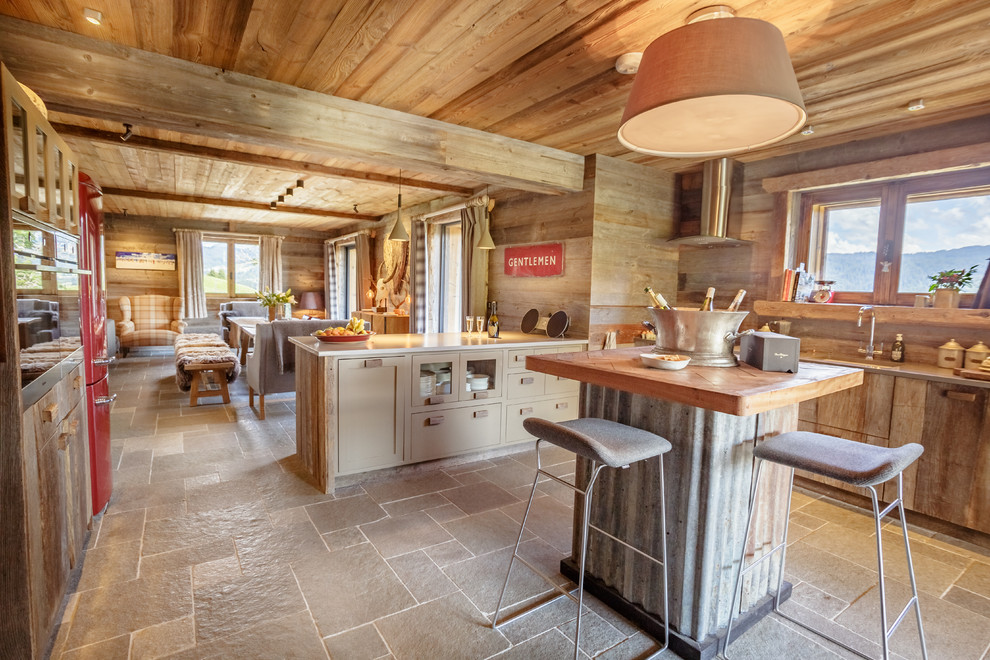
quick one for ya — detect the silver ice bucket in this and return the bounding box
[647,308,750,367]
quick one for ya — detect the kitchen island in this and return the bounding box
[526,346,863,660]
[290,331,588,493]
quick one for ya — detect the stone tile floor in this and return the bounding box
[49,354,990,659]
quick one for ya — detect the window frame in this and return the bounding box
[202,236,260,298]
[796,168,990,306]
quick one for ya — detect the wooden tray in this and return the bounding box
[953,367,990,382]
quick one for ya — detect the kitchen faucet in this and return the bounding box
[857,306,881,360]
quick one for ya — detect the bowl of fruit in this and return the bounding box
[313,318,375,343]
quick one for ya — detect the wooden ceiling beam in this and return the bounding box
[50,122,475,196]
[102,187,380,223]
[0,16,584,195]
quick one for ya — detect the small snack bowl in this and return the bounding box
[640,353,691,370]
[312,330,375,343]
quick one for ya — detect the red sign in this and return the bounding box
[504,242,563,277]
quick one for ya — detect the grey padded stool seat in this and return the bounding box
[492,417,672,660]
[722,431,928,660]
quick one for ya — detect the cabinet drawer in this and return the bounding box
[410,403,502,462]
[507,349,535,371]
[504,396,579,444]
[507,372,546,400]
[544,374,579,396]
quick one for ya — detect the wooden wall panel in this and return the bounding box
[103,215,326,326]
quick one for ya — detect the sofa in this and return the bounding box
[247,318,348,419]
[17,298,60,346]
[118,295,184,355]
[219,301,268,344]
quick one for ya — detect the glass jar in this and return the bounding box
[809,280,835,303]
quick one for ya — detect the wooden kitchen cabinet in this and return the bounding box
[337,356,409,474]
[410,402,502,462]
[504,345,581,445]
[911,381,989,533]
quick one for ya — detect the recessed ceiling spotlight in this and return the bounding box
[285,187,293,196]
[83,8,103,25]
[270,201,277,210]
[907,99,925,112]
[801,125,815,135]
[615,52,643,75]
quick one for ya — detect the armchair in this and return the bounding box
[117,295,184,355]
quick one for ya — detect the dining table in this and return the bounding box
[228,316,265,365]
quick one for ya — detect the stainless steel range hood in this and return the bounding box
[669,158,749,246]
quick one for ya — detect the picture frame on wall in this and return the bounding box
[114,251,177,270]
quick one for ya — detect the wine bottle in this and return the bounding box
[726,289,747,312]
[891,333,905,362]
[487,301,500,338]
[644,286,671,310]
[699,287,715,311]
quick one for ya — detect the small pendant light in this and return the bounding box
[388,170,410,242]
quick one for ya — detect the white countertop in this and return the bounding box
[289,331,588,357]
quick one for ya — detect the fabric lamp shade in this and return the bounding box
[299,291,324,310]
[617,17,806,158]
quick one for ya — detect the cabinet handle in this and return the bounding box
[945,391,977,402]
[73,376,83,390]
[428,416,445,426]
[555,402,568,409]
[514,355,525,362]
[364,358,383,368]
[473,410,489,419]
[95,394,118,406]
[427,396,446,405]
[93,356,116,366]
[473,391,488,399]
[521,377,534,385]
[43,403,59,422]
[519,407,534,415]
[58,433,70,450]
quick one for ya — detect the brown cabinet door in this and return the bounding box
[914,382,989,532]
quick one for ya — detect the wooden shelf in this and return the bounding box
[754,301,990,329]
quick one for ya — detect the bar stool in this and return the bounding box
[722,431,928,660]
[491,417,672,659]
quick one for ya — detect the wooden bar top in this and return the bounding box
[526,346,864,416]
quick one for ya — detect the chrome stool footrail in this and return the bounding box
[491,417,672,660]
[722,431,928,660]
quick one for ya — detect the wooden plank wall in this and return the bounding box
[487,155,678,347]
[487,160,595,339]
[103,216,326,327]
[589,155,677,347]
[678,113,990,356]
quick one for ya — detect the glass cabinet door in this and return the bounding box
[411,354,458,408]
[460,350,503,402]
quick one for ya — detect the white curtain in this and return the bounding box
[410,218,427,333]
[325,240,341,319]
[259,235,284,292]
[174,229,207,318]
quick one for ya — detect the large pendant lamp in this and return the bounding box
[617,7,806,158]
[388,171,410,242]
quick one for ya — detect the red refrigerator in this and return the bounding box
[79,172,115,515]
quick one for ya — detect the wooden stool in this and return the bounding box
[492,417,672,659]
[722,431,928,660]
[186,363,232,406]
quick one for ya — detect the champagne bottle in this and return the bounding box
[487,301,500,338]
[726,289,747,312]
[699,287,715,311]
[644,286,671,310]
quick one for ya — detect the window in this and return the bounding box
[799,169,990,305]
[202,238,259,296]
[437,220,462,331]
[342,243,358,317]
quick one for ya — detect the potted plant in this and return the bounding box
[256,287,296,321]
[927,265,978,309]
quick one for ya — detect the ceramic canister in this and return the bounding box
[965,341,990,370]
[936,339,965,369]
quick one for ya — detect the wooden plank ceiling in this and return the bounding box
[1,0,988,233]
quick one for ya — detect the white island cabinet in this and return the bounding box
[291,332,587,494]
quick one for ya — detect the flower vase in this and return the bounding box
[932,288,960,309]
[267,306,277,322]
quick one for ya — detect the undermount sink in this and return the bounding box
[804,357,903,371]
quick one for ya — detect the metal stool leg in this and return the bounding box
[492,440,546,628]
[894,474,929,659]
[574,461,604,660]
